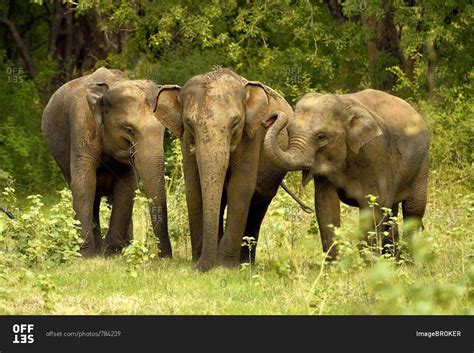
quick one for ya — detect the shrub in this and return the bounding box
[0,186,82,268]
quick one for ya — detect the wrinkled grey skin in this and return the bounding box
[264,89,430,258]
[155,69,293,271]
[41,67,171,257]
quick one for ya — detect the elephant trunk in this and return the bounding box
[195,143,229,271]
[264,111,314,172]
[134,131,171,258]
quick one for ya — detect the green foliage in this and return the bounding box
[122,238,156,278]
[0,186,81,313]
[420,98,474,168]
[0,186,82,267]
[0,55,63,194]
[164,138,190,256]
[122,190,157,277]
[90,0,369,102]
[387,63,424,100]
[1,0,472,191]
[364,258,468,315]
[309,206,471,315]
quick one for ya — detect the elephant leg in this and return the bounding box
[182,144,203,261]
[93,195,102,254]
[103,170,135,256]
[240,197,271,264]
[217,170,257,267]
[402,168,428,244]
[314,176,340,260]
[70,163,98,257]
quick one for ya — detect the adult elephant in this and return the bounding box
[42,67,172,258]
[263,90,430,258]
[154,68,296,271]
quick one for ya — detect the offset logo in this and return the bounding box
[12,324,34,344]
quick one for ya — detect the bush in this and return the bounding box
[122,190,158,278]
[0,186,82,268]
[420,99,474,169]
[0,57,63,195]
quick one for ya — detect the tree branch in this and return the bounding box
[0,15,37,77]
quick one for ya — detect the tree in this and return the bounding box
[0,15,37,77]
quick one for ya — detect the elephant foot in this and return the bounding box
[217,253,240,268]
[322,245,338,262]
[196,258,215,272]
[157,243,173,258]
[80,247,96,258]
[218,259,240,268]
[217,242,241,268]
[158,251,172,259]
[102,243,125,257]
[94,243,103,255]
[80,241,96,258]
[191,248,202,262]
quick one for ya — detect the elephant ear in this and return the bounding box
[244,81,270,139]
[154,85,183,138]
[345,101,383,154]
[134,80,161,111]
[85,82,109,126]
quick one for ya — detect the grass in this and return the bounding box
[0,166,473,315]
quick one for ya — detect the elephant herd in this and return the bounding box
[41,67,429,271]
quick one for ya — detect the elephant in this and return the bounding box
[154,68,301,271]
[263,89,430,258]
[41,67,172,257]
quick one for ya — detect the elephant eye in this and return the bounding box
[316,132,326,140]
[123,126,134,135]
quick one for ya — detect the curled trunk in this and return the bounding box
[264,111,314,172]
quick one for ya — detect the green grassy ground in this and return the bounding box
[0,167,472,315]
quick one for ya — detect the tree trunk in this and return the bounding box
[0,16,37,77]
[323,0,346,23]
[47,1,118,90]
[364,0,404,90]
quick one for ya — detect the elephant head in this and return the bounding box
[263,93,383,185]
[153,69,273,269]
[85,80,171,256]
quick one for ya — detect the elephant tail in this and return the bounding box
[0,206,15,220]
[280,181,314,214]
